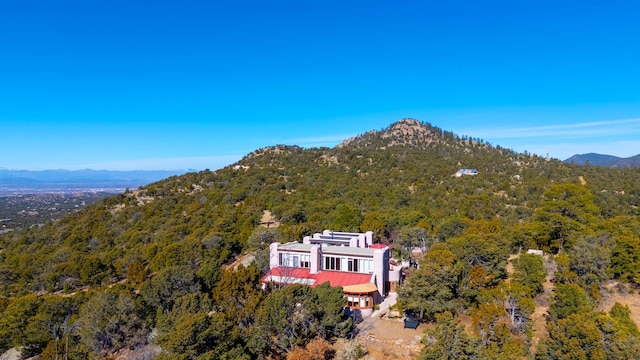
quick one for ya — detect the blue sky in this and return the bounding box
[2,0,639,170]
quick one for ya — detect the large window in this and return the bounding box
[324,256,341,271]
[324,256,373,273]
[346,294,372,309]
[347,258,373,273]
[280,252,310,268]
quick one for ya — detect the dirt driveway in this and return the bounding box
[353,315,428,359]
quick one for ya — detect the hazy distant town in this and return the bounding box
[0,169,193,232]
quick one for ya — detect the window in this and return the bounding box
[324,256,341,271]
[359,259,373,273]
[346,294,372,309]
[346,258,373,273]
[348,258,359,272]
[300,254,310,268]
[280,252,310,268]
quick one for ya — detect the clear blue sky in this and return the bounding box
[2,0,639,170]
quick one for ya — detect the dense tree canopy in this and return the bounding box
[1,120,640,358]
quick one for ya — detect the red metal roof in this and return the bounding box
[313,270,373,287]
[369,244,389,249]
[262,267,374,288]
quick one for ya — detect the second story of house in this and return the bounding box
[302,230,374,248]
[269,241,383,276]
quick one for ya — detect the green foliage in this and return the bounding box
[533,183,600,252]
[421,312,485,360]
[512,253,546,296]
[246,227,282,251]
[436,216,469,242]
[610,303,640,337]
[538,312,607,359]
[569,234,613,299]
[399,243,456,320]
[141,265,200,312]
[312,282,352,338]
[549,283,593,320]
[448,231,508,282]
[538,309,640,360]
[78,289,149,356]
[457,265,495,306]
[2,120,640,358]
[0,294,44,356]
[606,216,640,284]
[250,283,351,358]
[360,211,387,240]
[126,259,147,286]
[332,204,363,232]
[473,281,533,352]
[392,226,433,259]
[470,302,508,345]
[212,266,263,340]
[554,252,579,284]
[197,245,232,292]
[156,292,213,336]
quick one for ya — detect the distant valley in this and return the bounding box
[0,168,194,195]
[0,192,111,232]
[0,169,195,231]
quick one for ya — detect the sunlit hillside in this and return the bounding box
[2,119,640,359]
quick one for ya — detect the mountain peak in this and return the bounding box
[337,118,451,150]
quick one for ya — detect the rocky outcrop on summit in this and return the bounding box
[337,118,489,152]
[337,119,447,150]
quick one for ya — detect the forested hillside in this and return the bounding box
[1,119,640,359]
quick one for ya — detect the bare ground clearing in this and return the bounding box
[599,281,640,326]
[351,316,428,359]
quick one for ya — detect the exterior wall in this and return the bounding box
[373,248,389,300]
[269,242,281,269]
[310,245,320,274]
[388,264,402,293]
[388,265,402,282]
[320,230,374,248]
[363,231,374,247]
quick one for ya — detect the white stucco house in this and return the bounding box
[261,230,396,316]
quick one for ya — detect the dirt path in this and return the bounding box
[223,252,256,270]
[505,253,555,354]
[505,254,519,283]
[529,255,555,354]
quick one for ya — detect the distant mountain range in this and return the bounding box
[0,169,196,194]
[564,153,640,168]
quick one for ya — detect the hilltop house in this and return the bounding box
[262,230,400,315]
[454,168,478,177]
